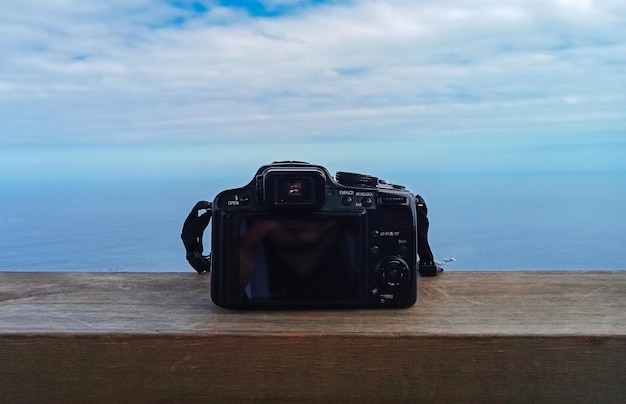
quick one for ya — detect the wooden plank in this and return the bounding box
[1,271,624,335]
[1,271,625,402]
[2,334,624,402]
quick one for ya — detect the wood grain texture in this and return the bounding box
[1,271,625,402]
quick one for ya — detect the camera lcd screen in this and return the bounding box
[226,214,364,305]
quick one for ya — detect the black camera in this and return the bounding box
[182,161,438,309]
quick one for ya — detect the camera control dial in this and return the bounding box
[376,257,410,292]
[336,171,378,187]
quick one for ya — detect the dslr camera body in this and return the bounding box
[182,161,437,309]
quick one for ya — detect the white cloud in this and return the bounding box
[0,0,624,144]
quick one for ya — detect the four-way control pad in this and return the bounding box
[376,258,410,292]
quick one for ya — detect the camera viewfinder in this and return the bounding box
[265,169,325,210]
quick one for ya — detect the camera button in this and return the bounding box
[361,196,373,207]
[398,245,408,256]
[370,246,380,255]
[341,195,353,205]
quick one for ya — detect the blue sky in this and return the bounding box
[0,0,625,175]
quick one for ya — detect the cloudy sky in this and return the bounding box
[1,1,625,272]
[1,0,624,148]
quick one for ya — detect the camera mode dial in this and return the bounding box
[336,171,378,187]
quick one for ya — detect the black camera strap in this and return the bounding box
[414,195,442,277]
[181,197,442,276]
[181,201,213,274]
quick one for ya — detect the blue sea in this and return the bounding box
[1,168,624,272]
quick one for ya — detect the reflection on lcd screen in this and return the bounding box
[237,218,359,302]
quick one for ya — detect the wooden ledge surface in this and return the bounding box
[1,271,625,402]
[1,271,624,336]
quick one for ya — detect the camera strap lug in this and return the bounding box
[181,201,212,274]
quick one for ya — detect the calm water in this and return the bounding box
[0,170,624,271]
